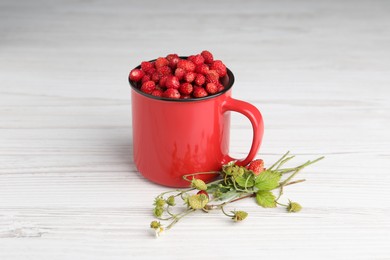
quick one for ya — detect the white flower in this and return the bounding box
[154,226,165,238]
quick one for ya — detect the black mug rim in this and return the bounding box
[128,57,235,102]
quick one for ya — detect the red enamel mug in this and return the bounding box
[129,63,264,187]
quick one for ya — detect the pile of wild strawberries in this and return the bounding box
[129,51,228,99]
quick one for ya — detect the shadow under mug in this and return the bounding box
[129,63,264,187]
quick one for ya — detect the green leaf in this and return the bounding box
[254,170,281,191]
[235,173,255,188]
[217,190,238,201]
[256,191,277,208]
[206,183,219,193]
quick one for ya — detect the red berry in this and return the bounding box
[155,57,169,68]
[146,67,156,75]
[141,61,154,73]
[129,69,144,82]
[151,89,163,97]
[246,159,265,175]
[194,74,206,86]
[205,82,218,94]
[134,52,228,100]
[174,68,186,80]
[141,81,156,94]
[159,75,169,88]
[177,59,196,72]
[166,54,180,69]
[188,54,205,66]
[206,70,219,84]
[179,82,193,95]
[195,64,210,75]
[184,71,196,83]
[141,74,151,83]
[197,190,209,199]
[165,76,180,89]
[163,88,180,99]
[193,86,208,98]
[201,50,214,64]
[157,65,172,76]
[210,60,227,77]
[187,55,195,62]
[217,83,225,92]
[151,72,161,83]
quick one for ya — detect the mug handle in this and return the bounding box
[221,96,264,166]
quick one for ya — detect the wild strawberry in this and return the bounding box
[157,65,172,76]
[151,89,163,97]
[141,81,156,94]
[129,69,144,82]
[206,70,219,84]
[177,59,196,72]
[188,54,205,66]
[205,82,218,94]
[197,190,209,199]
[141,74,151,83]
[246,159,264,175]
[180,94,191,99]
[217,83,225,92]
[165,76,180,89]
[194,74,206,86]
[146,67,156,75]
[174,67,186,80]
[141,61,154,73]
[159,75,169,88]
[184,72,196,83]
[193,86,208,98]
[195,64,210,75]
[163,88,180,99]
[166,54,180,69]
[179,82,193,95]
[155,57,169,68]
[151,72,161,83]
[210,60,227,77]
[201,50,214,64]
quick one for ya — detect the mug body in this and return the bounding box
[131,81,233,187]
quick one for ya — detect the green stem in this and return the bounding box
[279,156,324,186]
[276,185,284,202]
[268,151,290,170]
[165,209,196,230]
[231,177,247,192]
[276,155,295,170]
[205,192,254,210]
[158,188,192,198]
[276,201,288,207]
[182,171,221,182]
[166,205,176,217]
[221,206,234,217]
[284,179,306,187]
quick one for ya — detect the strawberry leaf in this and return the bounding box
[254,170,281,191]
[256,191,277,208]
[235,173,255,188]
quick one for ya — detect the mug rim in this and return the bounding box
[128,57,235,102]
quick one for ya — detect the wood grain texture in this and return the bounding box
[1,0,389,259]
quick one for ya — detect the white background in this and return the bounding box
[1,0,389,259]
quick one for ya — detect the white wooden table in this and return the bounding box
[1,0,389,259]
